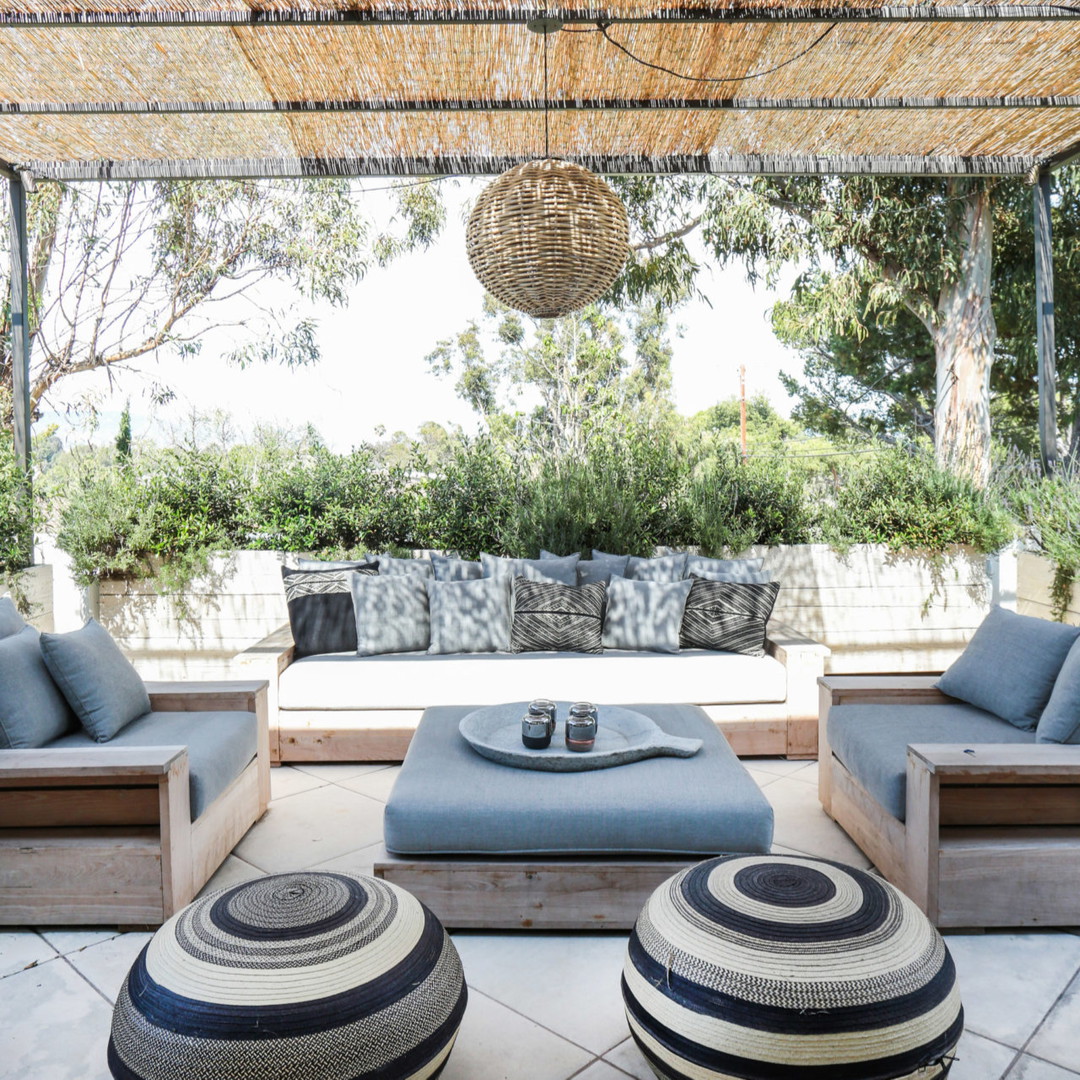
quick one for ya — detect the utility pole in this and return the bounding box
[1034,169,1058,476]
[8,173,32,566]
[739,364,748,463]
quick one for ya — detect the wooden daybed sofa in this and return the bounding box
[0,680,271,927]
[819,674,1080,929]
[239,620,830,764]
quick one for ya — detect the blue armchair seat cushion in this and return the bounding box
[828,702,1035,821]
[49,709,258,821]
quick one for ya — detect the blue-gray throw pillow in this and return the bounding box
[937,607,1080,731]
[480,552,579,585]
[430,553,483,582]
[283,565,378,658]
[626,552,689,583]
[0,595,26,639]
[1037,637,1080,744]
[427,576,512,654]
[377,555,435,578]
[0,625,78,748]
[684,555,769,583]
[510,578,606,654]
[295,557,373,570]
[39,619,151,742]
[576,558,628,586]
[602,576,693,653]
[350,572,430,656]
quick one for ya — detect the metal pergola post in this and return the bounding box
[1034,168,1058,476]
[8,171,32,563]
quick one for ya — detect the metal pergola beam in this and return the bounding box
[1035,168,1058,475]
[0,3,1077,25]
[4,95,1080,116]
[7,172,32,564]
[20,151,1038,182]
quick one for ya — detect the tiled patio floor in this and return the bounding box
[3,759,1080,1079]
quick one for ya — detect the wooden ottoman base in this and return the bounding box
[374,849,696,930]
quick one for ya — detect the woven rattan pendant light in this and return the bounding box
[466,20,629,320]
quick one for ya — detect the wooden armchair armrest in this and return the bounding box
[0,745,186,782]
[144,680,268,715]
[819,674,953,708]
[907,743,1080,780]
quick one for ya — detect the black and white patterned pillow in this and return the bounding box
[282,565,378,658]
[510,578,606,654]
[679,577,780,656]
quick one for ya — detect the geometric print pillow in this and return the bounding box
[282,565,378,658]
[679,577,780,656]
[510,578,606,654]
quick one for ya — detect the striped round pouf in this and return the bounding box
[108,871,467,1080]
[623,855,963,1080]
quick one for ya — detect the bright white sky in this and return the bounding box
[39,181,802,453]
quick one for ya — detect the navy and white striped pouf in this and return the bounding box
[623,855,963,1080]
[108,871,467,1080]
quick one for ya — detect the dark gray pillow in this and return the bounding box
[680,577,780,656]
[283,565,378,658]
[576,559,627,586]
[511,578,606,654]
[684,555,768,583]
[0,596,26,639]
[377,555,435,578]
[626,552,689,583]
[937,607,1080,731]
[427,576,512,654]
[0,625,78,748]
[39,619,151,742]
[430,553,483,582]
[480,552,579,585]
[1036,638,1080,744]
[602,576,693,653]
[350,572,430,656]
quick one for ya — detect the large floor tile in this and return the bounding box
[745,758,816,779]
[1005,1056,1080,1080]
[441,989,593,1080]
[291,762,396,783]
[0,957,113,1080]
[233,783,385,872]
[1026,968,1080,1072]
[763,775,873,867]
[745,766,783,788]
[946,932,1080,1048]
[451,932,630,1055]
[67,932,153,1002]
[603,1038,653,1080]
[574,1060,638,1080]
[339,765,400,803]
[308,841,386,876]
[948,1031,1019,1080]
[0,931,56,978]
[269,764,328,800]
[37,930,119,958]
[196,853,267,898]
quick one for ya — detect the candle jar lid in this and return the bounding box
[528,699,557,718]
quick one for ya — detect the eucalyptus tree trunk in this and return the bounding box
[931,182,996,488]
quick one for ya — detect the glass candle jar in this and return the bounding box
[521,712,553,750]
[565,701,598,752]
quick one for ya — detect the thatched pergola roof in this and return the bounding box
[1,1,1079,180]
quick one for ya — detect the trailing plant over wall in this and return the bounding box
[0,439,33,575]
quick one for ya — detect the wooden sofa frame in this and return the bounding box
[240,621,829,764]
[819,675,1080,928]
[0,680,271,927]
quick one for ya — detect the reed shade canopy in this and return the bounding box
[0,1,1080,182]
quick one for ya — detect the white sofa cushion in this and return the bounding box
[278,649,787,711]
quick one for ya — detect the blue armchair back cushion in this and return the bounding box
[0,625,78,749]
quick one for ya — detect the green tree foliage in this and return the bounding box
[115,400,133,463]
[1,178,443,424]
[425,296,676,455]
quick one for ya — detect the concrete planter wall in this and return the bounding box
[0,564,54,631]
[95,544,1000,678]
[1017,552,1080,626]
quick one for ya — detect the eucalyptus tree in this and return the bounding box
[0,177,444,426]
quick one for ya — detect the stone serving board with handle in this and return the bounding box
[458,701,703,772]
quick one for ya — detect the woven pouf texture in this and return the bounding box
[466,157,629,319]
[108,871,467,1080]
[623,855,963,1080]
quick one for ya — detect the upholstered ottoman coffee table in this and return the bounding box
[374,703,773,930]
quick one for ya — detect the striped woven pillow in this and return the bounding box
[510,578,606,654]
[680,577,780,656]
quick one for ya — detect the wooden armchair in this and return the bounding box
[0,680,270,927]
[819,675,1080,928]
